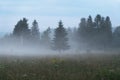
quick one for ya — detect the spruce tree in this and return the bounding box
[95,14,102,29]
[13,18,30,44]
[13,18,30,38]
[78,18,87,38]
[13,20,23,37]
[31,20,40,42]
[52,20,69,52]
[104,16,112,45]
[86,15,94,37]
[113,26,120,47]
[105,16,112,39]
[41,27,51,48]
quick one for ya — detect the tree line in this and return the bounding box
[1,14,120,52]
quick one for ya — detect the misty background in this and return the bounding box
[0,14,120,56]
[0,0,120,56]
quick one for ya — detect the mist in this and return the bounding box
[0,15,119,57]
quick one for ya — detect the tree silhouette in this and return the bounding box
[41,27,51,48]
[13,18,30,45]
[113,26,120,47]
[86,15,94,37]
[52,20,70,52]
[105,16,112,41]
[31,20,40,42]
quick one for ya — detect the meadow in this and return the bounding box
[0,52,120,80]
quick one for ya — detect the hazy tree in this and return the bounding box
[13,18,30,44]
[67,27,73,40]
[52,20,70,52]
[105,16,112,40]
[67,27,76,48]
[113,26,120,47]
[86,15,94,37]
[13,18,30,37]
[87,15,93,27]
[100,17,105,31]
[41,27,51,48]
[13,20,23,37]
[31,20,40,42]
[73,27,78,40]
[95,14,102,29]
[67,27,77,42]
[99,16,112,47]
[77,15,112,49]
[78,18,87,38]
[76,18,88,49]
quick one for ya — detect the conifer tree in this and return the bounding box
[78,18,87,38]
[86,15,94,37]
[105,16,112,38]
[31,20,40,42]
[41,27,51,48]
[13,18,30,44]
[52,20,69,52]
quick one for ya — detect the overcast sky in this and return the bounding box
[0,0,120,33]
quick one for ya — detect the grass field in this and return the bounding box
[0,52,120,80]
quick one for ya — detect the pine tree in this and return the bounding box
[100,17,105,32]
[104,16,112,45]
[76,18,88,48]
[31,20,40,42]
[86,15,94,37]
[67,27,73,41]
[99,17,107,45]
[52,20,69,52]
[105,16,112,39]
[13,18,30,44]
[113,26,120,47]
[41,27,51,48]
[13,20,23,37]
[13,18,30,37]
[94,15,112,47]
[95,14,102,29]
[78,18,87,38]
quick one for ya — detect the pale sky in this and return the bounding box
[0,0,120,33]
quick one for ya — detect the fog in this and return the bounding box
[0,38,114,57]
[0,43,56,56]
[0,15,120,57]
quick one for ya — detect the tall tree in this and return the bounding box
[86,15,94,37]
[113,26,120,47]
[52,20,69,52]
[95,14,102,29]
[77,18,88,48]
[78,18,87,38]
[31,20,40,42]
[105,16,112,39]
[99,17,107,45]
[41,27,51,48]
[13,20,23,37]
[13,18,30,44]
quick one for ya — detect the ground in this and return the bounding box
[0,52,120,80]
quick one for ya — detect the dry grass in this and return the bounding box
[0,52,120,80]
